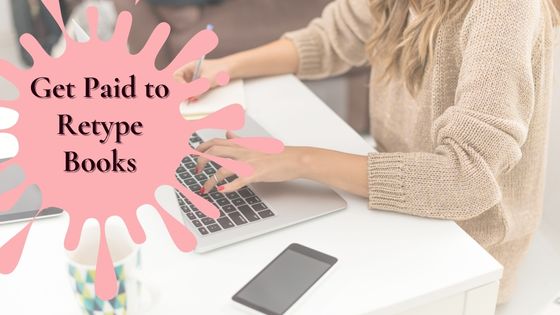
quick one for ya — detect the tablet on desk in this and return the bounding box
[232,243,338,315]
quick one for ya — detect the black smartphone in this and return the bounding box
[232,243,338,315]
[0,207,64,225]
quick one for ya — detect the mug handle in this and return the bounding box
[128,270,161,314]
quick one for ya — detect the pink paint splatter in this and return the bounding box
[0,1,283,300]
[216,71,230,86]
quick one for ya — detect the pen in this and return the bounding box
[189,24,214,103]
[192,24,214,81]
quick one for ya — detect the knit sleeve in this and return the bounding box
[368,0,541,220]
[282,0,372,79]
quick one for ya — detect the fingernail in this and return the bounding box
[217,186,224,191]
[199,187,205,195]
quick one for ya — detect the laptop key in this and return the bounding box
[252,203,267,211]
[195,174,208,182]
[188,184,201,192]
[238,205,260,222]
[202,218,215,225]
[216,198,230,206]
[195,211,206,218]
[238,188,255,198]
[184,178,197,186]
[217,217,234,229]
[210,192,224,200]
[186,213,196,220]
[192,220,202,227]
[225,175,237,183]
[245,196,261,204]
[225,192,240,199]
[206,168,216,175]
[259,210,275,218]
[207,224,221,233]
[180,204,192,212]
[223,205,236,213]
[231,198,245,206]
[185,161,196,169]
[176,166,187,174]
[229,212,248,225]
[198,227,209,235]
[179,172,191,180]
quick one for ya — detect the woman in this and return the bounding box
[174,0,558,303]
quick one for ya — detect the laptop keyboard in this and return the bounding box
[175,133,275,236]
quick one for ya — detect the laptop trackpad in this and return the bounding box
[252,180,347,216]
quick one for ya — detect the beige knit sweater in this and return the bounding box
[284,0,555,303]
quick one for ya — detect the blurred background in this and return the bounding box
[0,1,558,314]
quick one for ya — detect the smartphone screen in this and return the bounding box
[232,243,337,315]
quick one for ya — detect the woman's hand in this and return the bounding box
[172,39,299,88]
[173,58,233,88]
[195,131,305,194]
[195,131,370,197]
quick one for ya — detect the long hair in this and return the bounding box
[366,0,560,95]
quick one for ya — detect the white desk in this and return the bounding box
[0,75,502,315]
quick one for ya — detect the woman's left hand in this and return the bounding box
[195,131,305,194]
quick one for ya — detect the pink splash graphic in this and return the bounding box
[0,1,283,300]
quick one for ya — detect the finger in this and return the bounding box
[195,145,242,174]
[194,141,225,173]
[202,167,235,194]
[228,137,284,154]
[174,185,219,219]
[226,131,238,139]
[195,138,234,154]
[173,69,188,84]
[220,177,250,193]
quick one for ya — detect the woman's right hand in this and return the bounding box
[172,39,299,92]
[173,58,234,88]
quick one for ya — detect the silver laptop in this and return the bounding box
[163,115,347,252]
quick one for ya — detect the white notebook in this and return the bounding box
[180,79,246,120]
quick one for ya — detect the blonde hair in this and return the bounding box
[366,0,560,95]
